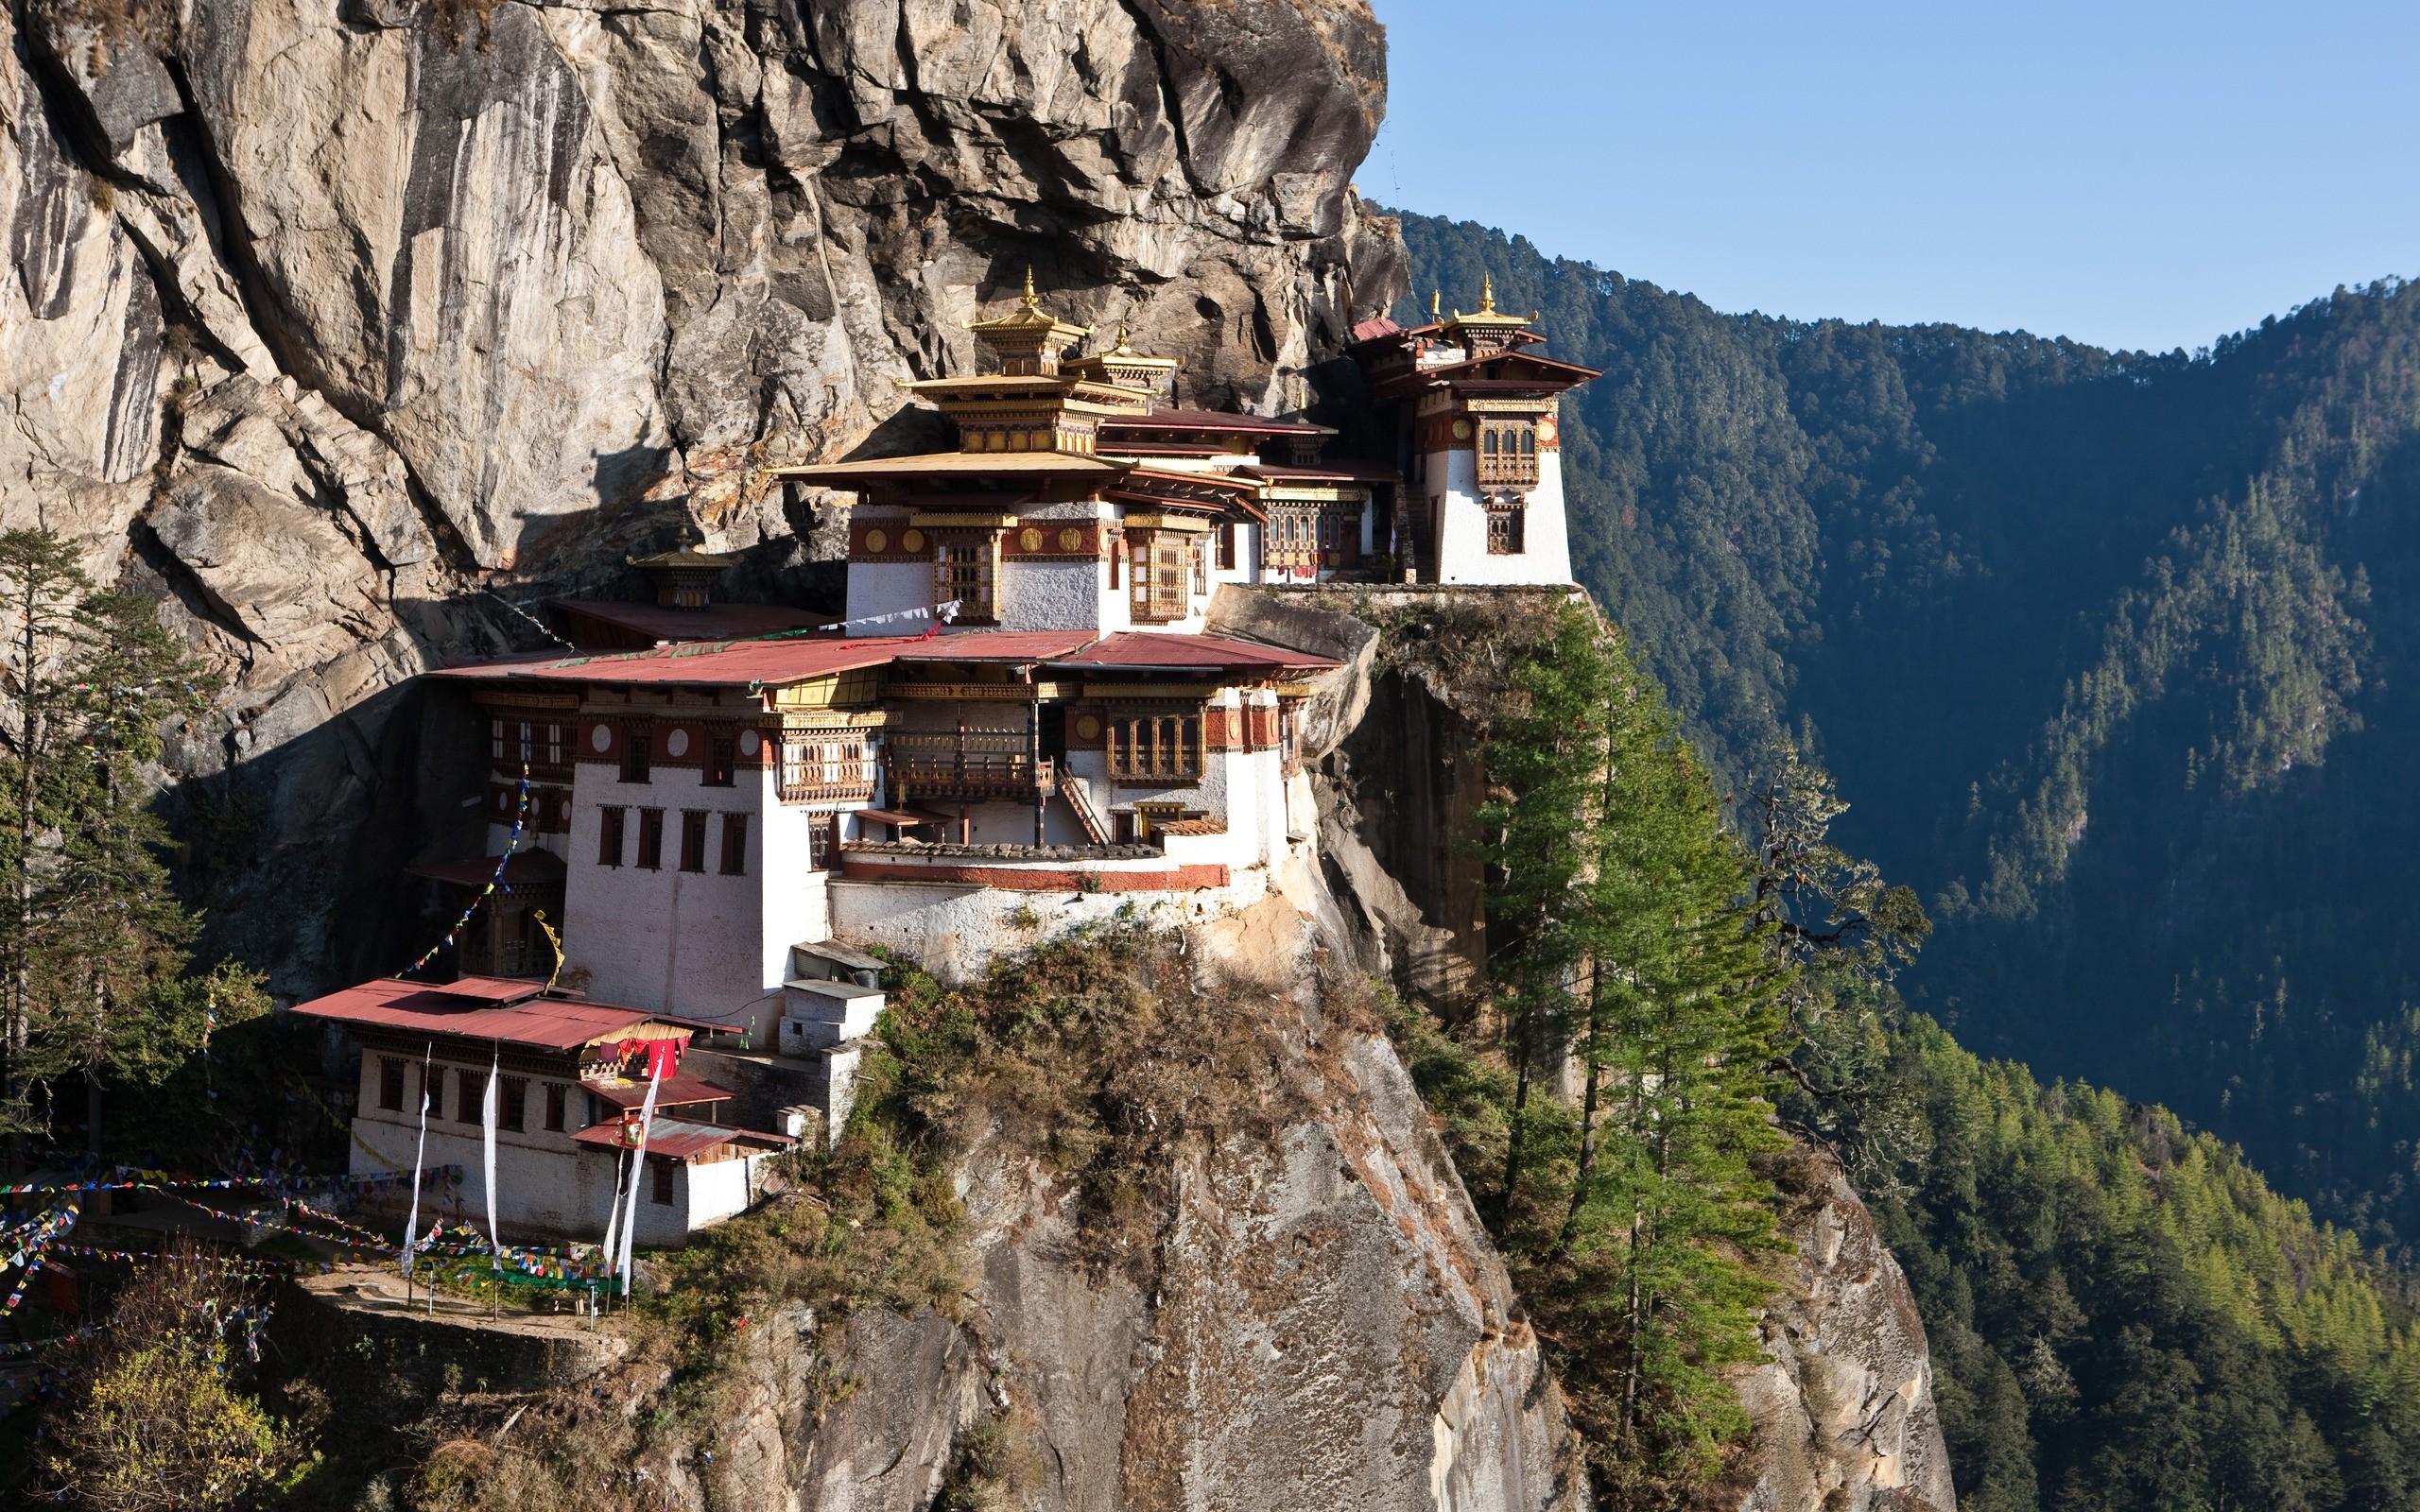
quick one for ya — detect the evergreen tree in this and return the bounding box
[0,531,233,1160]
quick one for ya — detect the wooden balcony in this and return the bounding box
[884,732,1050,802]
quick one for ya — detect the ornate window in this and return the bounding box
[619,720,652,783]
[1486,504,1527,556]
[933,532,999,623]
[779,734,873,803]
[1106,711,1205,783]
[1129,532,1191,622]
[1477,420,1540,488]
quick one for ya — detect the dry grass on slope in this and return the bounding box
[342,922,1327,1512]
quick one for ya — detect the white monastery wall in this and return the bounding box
[846,560,933,624]
[561,763,783,1040]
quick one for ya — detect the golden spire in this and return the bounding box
[1479,272,1496,313]
[1429,288,1441,320]
[1020,266,1039,308]
[1115,317,1132,352]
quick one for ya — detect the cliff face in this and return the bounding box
[1209,588,1958,1512]
[1,0,1405,989]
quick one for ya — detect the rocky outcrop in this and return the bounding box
[1230,587,1957,1512]
[1728,1155,1955,1512]
[2,0,1407,990]
[687,895,1591,1511]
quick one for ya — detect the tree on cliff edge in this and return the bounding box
[0,529,251,1166]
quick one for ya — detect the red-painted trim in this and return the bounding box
[838,860,1230,892]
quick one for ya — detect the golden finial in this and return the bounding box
[1429,288,1441,320]
[1021,266,1039,308]
[1479,272,1496,313]
[1115,317,1132,352]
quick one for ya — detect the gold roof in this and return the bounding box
[962,268,1091,347]
[1447,272,1534,330]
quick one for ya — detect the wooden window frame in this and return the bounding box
[636,808,666,869]
[933,531,1000,624]
[501,1077,527,1132]
[378,1057,405,1112]
[678,810,708,873]
[702,735,736,787]
[779,734,873,804]
[599,805,627,867]
[1105,709,1206,784]
[619,720,652,783]
[1486,505,1527,556]
[544,1083,567,1132]
[456,1068,481,1125]
[719,813,748,875]
[649,1156,676,1206]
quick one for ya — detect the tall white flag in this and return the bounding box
[482,1048,502,1256]
[402,1050,431,1281]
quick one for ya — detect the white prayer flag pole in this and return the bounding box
[614,1048,667,1295]
[402,1047,432,1283]
[482,1046,502,1256]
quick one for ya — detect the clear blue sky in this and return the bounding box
[1366,1,2420,353]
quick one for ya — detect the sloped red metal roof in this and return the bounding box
[571,1118,791,1159]
[1046,633,1337,673]
[1098,408,1326,436]
[425,635,924,690]
[890,630,1101,663]
[580,1072,735,1109]
[288,977,716,1051]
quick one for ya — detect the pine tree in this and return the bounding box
[0,533,233,1160]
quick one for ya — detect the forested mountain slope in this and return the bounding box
[1385,210,2420,1244]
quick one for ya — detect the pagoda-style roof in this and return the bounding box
[624,524,741,573]
[1367,347,1600,400]
[1063,322,1181,392]
[961,269,1091,376]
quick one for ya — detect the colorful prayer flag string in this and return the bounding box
[399,764,533,977]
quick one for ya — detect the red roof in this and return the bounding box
[581,1072,734,1109]
[1348,316,1403,344]
[1046,633,1337,674]
[1098,408,1326,437]
[890,630,1101,663]
[571,1118,789,1160]
[425,635,922,690]
[288,976,717,1052]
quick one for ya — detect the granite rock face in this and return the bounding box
[678,897,1592,1512]
[1727,1156,1956,1512]
[1,0,1405,989]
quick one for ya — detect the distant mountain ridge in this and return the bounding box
[1382,207,2420,1245]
